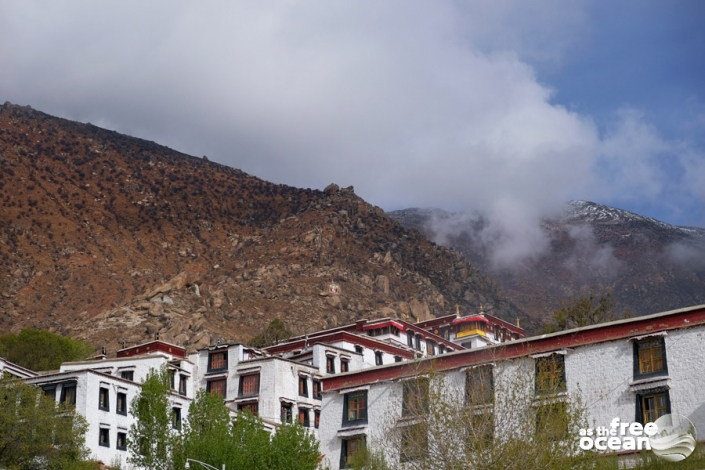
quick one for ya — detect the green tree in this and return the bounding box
[0,374,88,469]
[175,388,319,470]
[268,422,320,470]
[176,389,234,470]
[128,367,176,470]
[248,319,292,348]
[0,329,94,371]
[543,292,629,333]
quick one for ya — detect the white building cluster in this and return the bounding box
[9,303,705,468]
[1,309,520,467]
[319,304,705,468]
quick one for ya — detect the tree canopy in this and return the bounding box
[130,368,320,470]
[0,374,88,470]
[248,319,292,348]
[0,329,94,371]
[543,292,631,334]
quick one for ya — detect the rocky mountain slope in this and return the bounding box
[389,202,705,322]
[0,102,524,352]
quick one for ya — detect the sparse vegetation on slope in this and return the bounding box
[0,103,522,350]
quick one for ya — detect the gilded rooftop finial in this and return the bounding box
[455,304,460,315]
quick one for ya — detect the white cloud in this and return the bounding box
[0,1,702,264]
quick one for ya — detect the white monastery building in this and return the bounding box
[319,304,705,468]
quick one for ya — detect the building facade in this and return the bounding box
[319,304,705,468]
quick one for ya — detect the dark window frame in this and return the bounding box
[281,402,293,423]
[299,407,311,427]
[116,432,127,451]
[375,351,383,366]
[633,338,668,380]
[179,375,187,396]
[120,370,134,381]
[239,374,260,398]
[299,376,309,397]
[116,392,127,415]
[172,407,182,430]
[208,351,228,372]
[326,355,336,374]
[535,354,567,395]
[402,378,429,417]
[342,390,368,426]
[238,401,259,416]
[314,409,320,428]
[99,428,110,448]
[465,365,494,406]
[99,387,110,411]
[207,378,227,397]
[313,380,322,400]
[635,388,671,425]
[340,436,366,469]
[400,423,427,463]
[60,382,77,405]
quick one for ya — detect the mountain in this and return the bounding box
[0,102,525,351]
[389,202,705,322]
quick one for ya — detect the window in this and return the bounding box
[465,366,493,406]
[207,378,226,397]
[355,345,363,354]
[314,410,320,428]
[343,391,367,425]
[375,352,383,366]
[394,356,402,363]
[172,407,181,430]
[99,428,110,448]
[415,334,422,350]
[439,345,445,354]
[634,338,667,378]
[60,383,77,405]
[466,412,494,449]
[535,402,568,441]
[299,407,310,427]
[400,423,427,463]
[169,370,176,390]
[636,390,670,424]
[239,374,260,397]
[99,387,110,411]
[407,332,414,347]
[313,380,322,400]
[120,370,134,381]
[238,402,259,416]
[326,356,335,374]
[117,392,127,415]
[281,403,293,423]
[402,378,429,417]
[299,376,309,397]
[426,339,436,356]
[340,436,365,468]
[116,432,127,451]
[179,375,187,396]
[42,385,56,399]
[341,359,349,373]
[535,355,566,394]
[209,351,228,371]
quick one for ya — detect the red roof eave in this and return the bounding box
[451,316,490,326]
[322,304,705,392]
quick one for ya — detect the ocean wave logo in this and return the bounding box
[649,414,697,462]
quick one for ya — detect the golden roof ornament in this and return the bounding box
[479,304,485,313]
[455,304,460,316]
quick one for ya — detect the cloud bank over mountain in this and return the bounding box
[1,1,703,265]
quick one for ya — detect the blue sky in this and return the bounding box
[0,1,703,239]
